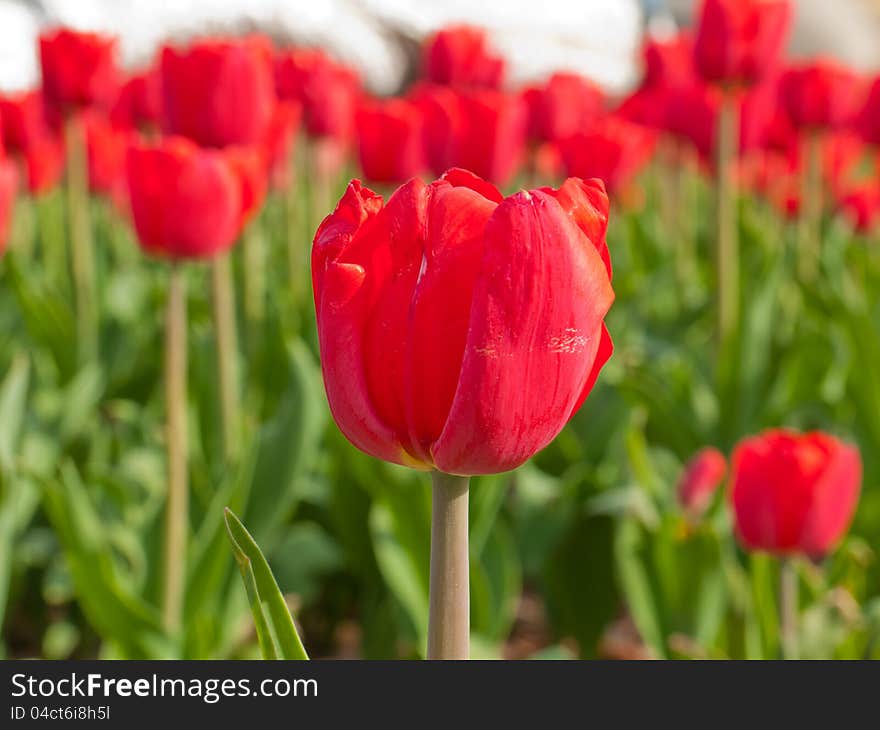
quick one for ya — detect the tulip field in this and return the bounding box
[1,0,880,662]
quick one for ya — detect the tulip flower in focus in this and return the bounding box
[355,97,425,184]
[313,168,613,476]
[416,85,527,187]
[0,156,17,254]
[422,25,506,89]
[730,429,861,559]
[677,447,727,519]
[126,137,242,260]
[779,60,863,131]
[523,72,604,144]
[161,36,276,148]
[39,28,120,112]
[557,116,656,196]
[693,0,792,87]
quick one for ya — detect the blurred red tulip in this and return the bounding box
[557,116,656,194]
[415,85,527,186]
[0,157,17,253]
[224,145,268,226]
[274,48,360,144]
[262,101,301,190]
[664,80,781,163]
[779,60,864,130]
[39,27,120,111]
[161,36,276,148]
[23,133,65,196]
[731,429,861,558]
[126,137,242,260]
[355,97,425,184]
[0,91,55,151]
[677,447,727,518]
[111,67,162,130]
[855,75,880,146]
[312,169,613,474]
[693,0,792,87]
[82,111,130,197]
[523,72,604,144]
[421,25,506,89]
[837,181,880,233]
[643,32,695,90]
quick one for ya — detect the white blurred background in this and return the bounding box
[0,0,878,94]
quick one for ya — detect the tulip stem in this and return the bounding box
[798,131,823,282]
[243,221,265,327]
[285,146,302,305]
[427,471,470,660]
[779,558,798,660]
[716,91,739,347]
[211,252,241,461]
[65,114,97,361]
[163,263,188,635]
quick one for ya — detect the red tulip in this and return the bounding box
[224,145,268,226]
[664,80,780,163]
[82,111,129,197]
[779,60,864,130]
[643,32,695,90]
[111,67,162,130]
[274,48,360,144]
[422,25,505,89]
[355,97,425,184]
[855,75,880,146]
[161,36,276,148]
[523,72,604,143]
[39,27,120,111]
[693,0,792,87]
[677,447,727,518]
[312,169,614,475]
[731,429,861,558]
[23,133,65,196]
[0,91,54,151]
[0,157,17,253]
[416,85,527,186]
[557,116,656,194]
[262,101,301,190]
[126,137,242,260]
[837,181,880,234]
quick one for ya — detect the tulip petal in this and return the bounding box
[316,261,417,466]
[404,180,498,458]
[432,189,614,475]
[800,441,862,558]
[541,177,611,279]
[440,167,504,202]
[567,321,613,421]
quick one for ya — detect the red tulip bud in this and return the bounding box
[355,97,425,184]
[312,170,614,475]
[126,137,242,260]
[39,27,120,111]
[421,25,506,90]
[694,0,792,87]
[731,429,862,559]
[677,447,727,518]
[161,36,276,148]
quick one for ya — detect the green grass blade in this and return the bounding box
[224,508,308,660]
